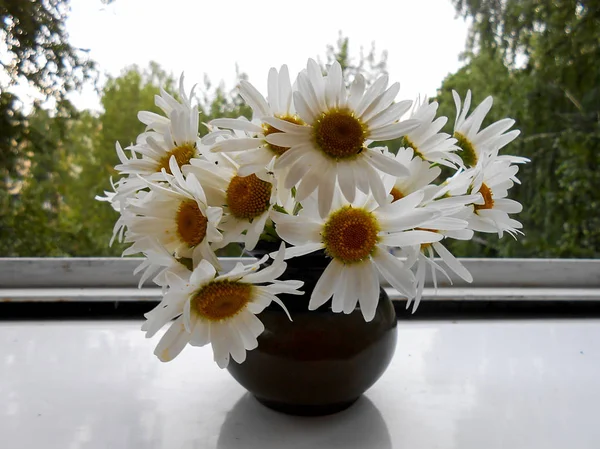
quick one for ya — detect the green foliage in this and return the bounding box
[437,0,600,257]
[1,0,100,255]
[2,101,81,255]
[0,61,255,256]
[0,0,95,98]
[1,64,172,255]
[0,0,98,183]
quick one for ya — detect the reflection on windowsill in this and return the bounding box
[217,394,392,449]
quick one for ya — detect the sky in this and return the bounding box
[63,0,470,111]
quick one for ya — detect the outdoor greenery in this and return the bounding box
[437,0,600,257]
[1,0,598,257]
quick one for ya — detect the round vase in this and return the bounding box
[226,248,398,416]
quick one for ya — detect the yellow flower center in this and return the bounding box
[192,281,253,321]
[226,174,272,220]
[323,206,380,264]
[313,109,367,160]
[157,143,196,174]
[262,115,305,156]
[454,132,478,167]
[176,200,208,247]
[474,183,494,211]
[390,187,405,202]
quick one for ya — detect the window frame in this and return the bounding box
[1,257,599,302]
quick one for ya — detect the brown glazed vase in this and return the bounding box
[226,246,398,416]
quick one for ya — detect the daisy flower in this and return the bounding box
[144,244,304,367]
[271,189,443,321]
[265,59,417,217]
[115,104,201,179]
[184,153,283,251]
[468,154,524,237]
[401,97,462,168]
[207,65,302,177]
[123,156,223,268]
[452,90,521,167]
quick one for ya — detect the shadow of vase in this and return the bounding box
[217,393,392,449]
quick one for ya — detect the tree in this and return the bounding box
[0,0,99,179]
[435,0,600,257]
[0,0,105,254]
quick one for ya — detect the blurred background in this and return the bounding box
[1,0,598,258]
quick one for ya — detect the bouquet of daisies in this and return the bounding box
[101,59,527,368]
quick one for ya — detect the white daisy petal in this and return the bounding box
[347,74,366,109]
[265,132,305,147]
[494,198,523,213]
[369,119,420,140]
[381,230,443,247]
[240,80,271,118]
[342,264,361,314]
[212,137,263,153]
[466,96,493,139]
[318,165,337,218]
[263,117,310,134]
[183,299,193,332]
[372,249,416,298]
[235,310,262,350]
[366,100,413,129]
[365,148,409,177]
[356,75,388,117]
[210,118,263,133]
[209,322,232,368]
[331,267,352,313]
[154,316,190,362]
[273,145,308,170]
[473,118,515,145]
[283,152,315,189]
[278,65,292,113]
[432,242,473,283]
[412,256,427,313]
[277,242,324,259]
[293,91,316,123]
[295,167,322,201]
[310,259,344,309]
[325,61,344,108]
[189,319,210,346]
[274,220,322,245]
[361,82,400,122]
[357,262,380,321]
[337,162,357,203]
[225,321,248,364]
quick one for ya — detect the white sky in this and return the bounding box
[62,0,469,111]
